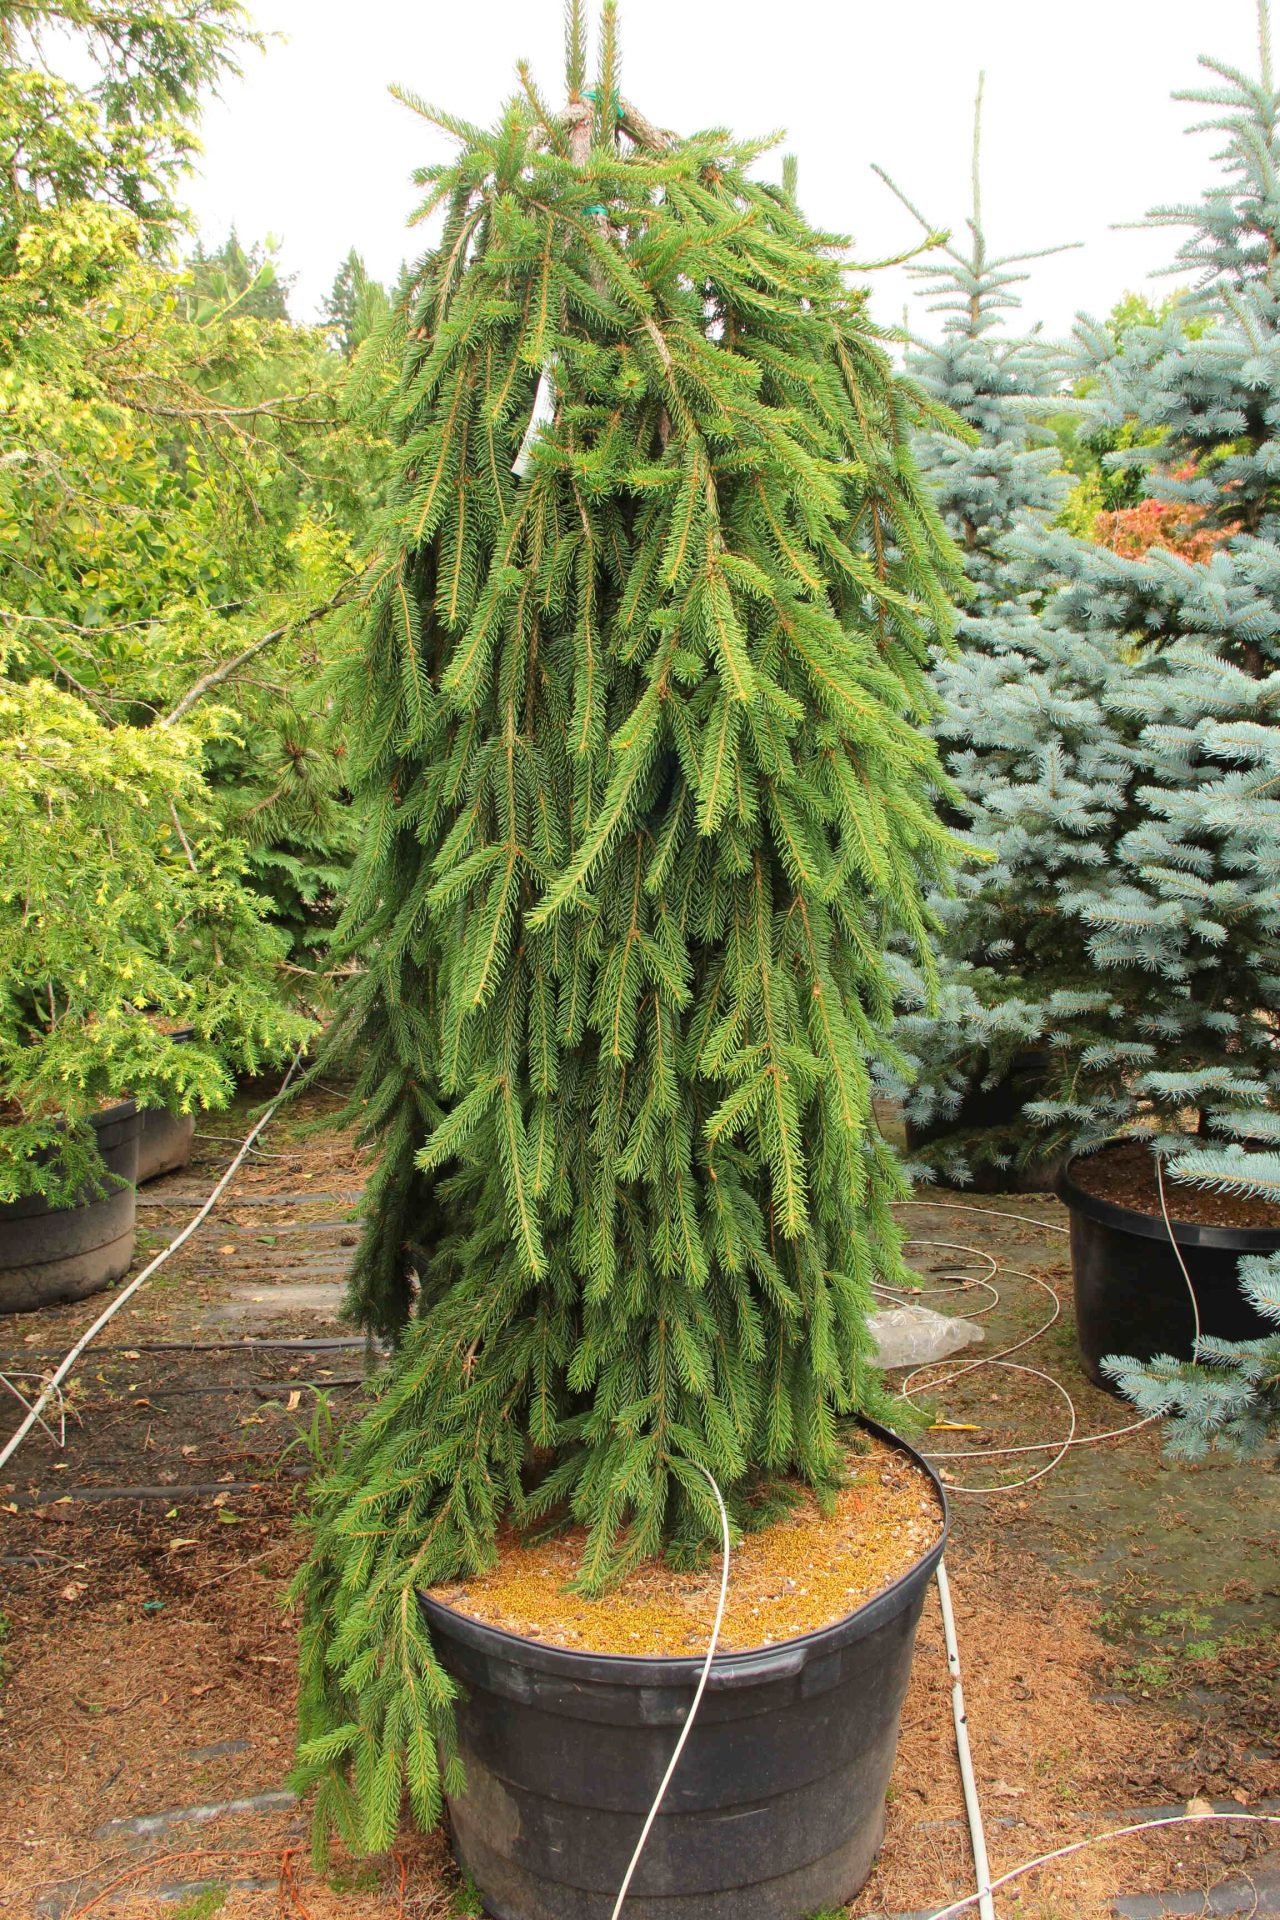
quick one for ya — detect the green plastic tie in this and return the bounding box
[583,85,621,116]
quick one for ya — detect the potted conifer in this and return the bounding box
[134,1035,199,1184]
[1106,1151,1280,1457]
[0,679,309,1311]
[290,11,964,1913]
[887,7,1280,1390]
[1033,14,1280,1384]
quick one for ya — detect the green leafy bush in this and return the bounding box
[0,677,310,1203]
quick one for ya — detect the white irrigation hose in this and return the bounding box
[873,1237,1002,1314]
[892,1245,1081,1492]
[899,1256,1063,1391]
[892,1223,1160,1476]
[889,1173,1227,1920]
[609,1466,731,1920]
[933,1361,1079,1494]
[0,1370,66,1449]
[893,1196,1070,1236]
[923,1812,1280,1920]
[921,1411,1157,1462]
[936,1559,996,1920]
[1156,1154,1202,1359]
[0,1051,303,1476]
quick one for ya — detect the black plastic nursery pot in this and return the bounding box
[0,1099,141,1314]
[1057,1153,1280,1393]
[420,1423,948,1920]
[136,1025,197,1184]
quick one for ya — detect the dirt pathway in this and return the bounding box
[1,1107,1275,1919]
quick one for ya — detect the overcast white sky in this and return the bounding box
[184,0,1261,339]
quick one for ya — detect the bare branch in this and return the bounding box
[618,98,674,152]
[160,586,351,728]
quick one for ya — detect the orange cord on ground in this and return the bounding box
[279,1845,313,1920]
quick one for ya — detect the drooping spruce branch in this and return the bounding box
[291,9,965,1859]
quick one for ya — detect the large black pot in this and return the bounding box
[420,1425,947,1920]
[0,1100,141,1314]
[1057,1153,1280,1393]
[136,1025,197,1184]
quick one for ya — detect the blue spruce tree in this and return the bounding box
[872,84,1086,1183]
[1023,0,1280,1175]
[910,8,1280,1451]
[1059,1,1280,1453]
[875,79,1077,608]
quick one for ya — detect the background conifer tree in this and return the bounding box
[871,88,1082,1180]
[322,247,391,357]
[0,0,334,1188]
[186,228,295,321]
[290,4,964,1855]
[904,4,1280,1457]
[875,80,1077,609]
[966,2,1280,1172]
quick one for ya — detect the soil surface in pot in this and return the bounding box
[1070,1140,1280,1229]
[428,1434,943,1657]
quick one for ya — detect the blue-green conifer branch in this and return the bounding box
[898,5,1280,1456]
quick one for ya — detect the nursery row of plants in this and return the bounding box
[4,1,1279,1915]
[0,0,408,1304]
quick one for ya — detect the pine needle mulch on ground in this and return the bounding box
[1,1115,1276,1918]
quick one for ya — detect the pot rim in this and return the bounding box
[1057,1148,1280,1253]
[0,1098,139,1137]
[419,1417,948,1687]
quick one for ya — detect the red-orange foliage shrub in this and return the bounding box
[1094,464,1241,560]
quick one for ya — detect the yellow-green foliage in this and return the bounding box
[0,677,310,1202]
[0,1,367,1193]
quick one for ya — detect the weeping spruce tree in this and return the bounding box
[292,5,963,1856]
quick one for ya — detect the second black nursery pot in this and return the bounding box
[0,1099,141,1314]
[1057,1154,1280,1392]
[421,1423,947,1920]
[135,1025,198,1184]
